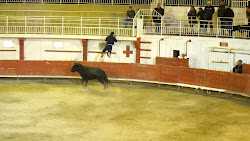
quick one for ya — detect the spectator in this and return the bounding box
[246,6,250,25]
[204,1,215,33]
[153,3,164,33]
[224,4,234,36]
[218,0,226,28]
[233,60,243,73]
[101,32,117,58]
[124,6,135,28]
[188,6,197,32]
[197,8,205,31]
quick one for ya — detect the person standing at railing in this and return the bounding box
[197,8,205,32]
[224,4,234,36]
[124,6,135,28]
[101,32,117,58]
[246,6,250,25]
[218,0,226,29]
[204,1,215,34]
[188,6,197,33]
[153,3,164,33]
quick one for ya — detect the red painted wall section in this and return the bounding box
[132,64,159,81]
[0,60,249,95]
[0,60,18,75]
[245,75,250,94]
[82,39,88,61]
[19,38,24,60]
[158,65,180,83]
[242,64,250,74]
[156,57,189,67]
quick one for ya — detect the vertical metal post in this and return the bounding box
[62,17,64,35]
[216,18,219,38]
[60,0,61,4]
[132,18,135,37]
[111,0,113,5]
[44,16,45,34]
[24,0,25,4]
[179,21,181,36]
[94,0,95,5]
[81,17,82,35]
[198,21,200,37]
[161,16,163,35]
[118,18,120,36]
[25,16,26,34]
[130,0,131,5]
[6,16,8,35]
[99,17,101,36]
[41,0,43,4]
[78,0,79,4]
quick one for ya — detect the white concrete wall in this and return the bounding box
[87,40,136,63]
[0,38,19,60]
[140,35,250,72]
[0,36,249,72]
[24,39,82,61]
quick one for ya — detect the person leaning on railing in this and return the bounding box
[204,1,214,34]
[197,8,205,32]
[188,6,197,32]
[224,4,234,36]
[124,6,135,28]
[153,3,164,33]
[218,0,226,29]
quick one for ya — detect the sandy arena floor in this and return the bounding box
[0,79,249,141]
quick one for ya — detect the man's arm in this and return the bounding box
[105,37,108,41]
[132,10,135,18]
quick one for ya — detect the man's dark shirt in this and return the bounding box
[105,35,117,45]
[197,11,205,20]
[233,65,242,73]
[204,6,214,20]
[246,10,250,19]
[127,10,135,18]
[155,7,164,16]
[224,8,234,21]
[218,5,225,17]
[153,7,164,23]
[188,10,197,22]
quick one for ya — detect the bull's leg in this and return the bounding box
[82,79,87,88]
[85,80,88,87]
[98,79,106,89]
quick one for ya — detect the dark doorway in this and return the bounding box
[173,50,180,58]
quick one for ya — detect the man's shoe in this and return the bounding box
[107,53,111,58]
[101,53,104,58]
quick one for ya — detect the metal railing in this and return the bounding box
[0,15,249,39]
[142,17,250,39]
[0,0,152,4]
[0,16,136,37]
[152,0,234,7]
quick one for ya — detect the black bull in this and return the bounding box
[71,63,110,89]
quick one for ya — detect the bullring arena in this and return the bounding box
[0,0,250,140]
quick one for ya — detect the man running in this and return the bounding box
[101,32,117,58]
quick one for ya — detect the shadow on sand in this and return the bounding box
[76,87,115,97]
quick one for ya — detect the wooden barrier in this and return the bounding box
[0,60,249,96]
[156,57,189,67]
